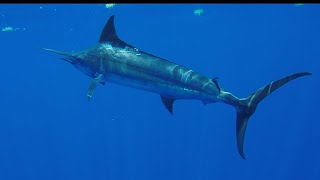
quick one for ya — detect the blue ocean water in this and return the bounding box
[0,3,319,180]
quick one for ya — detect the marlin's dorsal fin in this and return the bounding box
[99,15,122,44]
[212,77,221,92]
[99,15,171,61]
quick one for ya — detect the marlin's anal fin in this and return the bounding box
[87,74,104,101]
[160,96,175,115]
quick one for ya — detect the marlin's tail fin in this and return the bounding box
[235,72,311,159]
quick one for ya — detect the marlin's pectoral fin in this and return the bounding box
[160,96,175,115]
[87,74,104,101]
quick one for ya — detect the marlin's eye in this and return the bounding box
[74,57,82,61]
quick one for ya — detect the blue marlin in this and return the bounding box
[43,15,311,159]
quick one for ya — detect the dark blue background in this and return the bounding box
[0,4,319,180]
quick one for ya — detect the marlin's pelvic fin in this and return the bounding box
[87,74,104,101]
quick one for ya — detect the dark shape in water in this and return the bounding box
[43,15,312,159]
